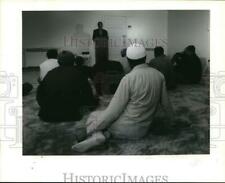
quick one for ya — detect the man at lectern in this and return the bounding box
[92,21,109,65]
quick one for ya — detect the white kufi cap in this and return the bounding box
[126,43,146,60]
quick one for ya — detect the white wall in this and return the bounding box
[23,10,209,67]
[167,10,210,60]
[23,11,168,67]
[126,11,168,50]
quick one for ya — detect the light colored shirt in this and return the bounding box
[40,59,59,80]
[94,63,172,139]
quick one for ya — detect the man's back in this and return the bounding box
[149,56,171,76]
[188,54,202,83]
[100,64,166,139]
[75,65,93,79]
[149,55,176,89]
[173,53,202,83]
[37,66,96,122]
[114,65,163,119]
[39,58,59,80]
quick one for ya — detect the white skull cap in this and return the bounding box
[126,43,146,60]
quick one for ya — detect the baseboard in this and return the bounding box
[23,66,40,71]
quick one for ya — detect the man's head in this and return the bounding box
[154,46,164,58]
[126,43,146,69]
[121,48,127,57]
[58,51,75,66]
[97,21,103,29]
[75,56,85,66]
[184,45,196,56]
[46,49,58,59]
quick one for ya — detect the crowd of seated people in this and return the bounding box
[32,43,203,152]
[36,49,124,122]
[171,45,202,84]
[36,51,98,122]
[72,44,174,152]
[74,56,93,80]
[148,45,202,89]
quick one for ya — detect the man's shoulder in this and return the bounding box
[40,59,58,66]
[126,67,165,85]
[45,65,60,74]
[46,66,83,78]
[40,59,48,67]
[149,58,157,62]
[147,67,165,82]
[194,54,201,61]
[128,65,160,76]
[162,55,171,60]
[148,58,158,65]
[147,66,163,74]
[66,66,87,76]
[145,65,165,78]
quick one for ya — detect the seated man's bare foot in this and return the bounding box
[72,131,106,153]
[74,126,87,142]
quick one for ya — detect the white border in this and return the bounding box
[0,0,225,182]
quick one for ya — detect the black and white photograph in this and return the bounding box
[1,0,225,182]
[22,10,210,155]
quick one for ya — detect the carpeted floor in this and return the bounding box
[23,74,209,155]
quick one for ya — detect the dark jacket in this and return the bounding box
[36,66,98,122]
[92,29,108,41]
[172,52,202,84]
[75,65,93,80]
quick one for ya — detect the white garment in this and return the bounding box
[92,63,172,139]
[39,59,59,80]
[126,43,146,60]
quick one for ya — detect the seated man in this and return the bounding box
[148,46,176,89]
[75,56,98,98]
[39,49,59,81]
[23,82,33,96]
[105,61,124,74]
[74,56,93,79]
[72,44,173,152]
[172,45,202,84]
[103,61,125,94]
[36,51,98,122]
[92,60,125,95]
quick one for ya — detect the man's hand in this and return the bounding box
[86,111,102,135]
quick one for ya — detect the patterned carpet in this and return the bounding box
[23,77,209,155]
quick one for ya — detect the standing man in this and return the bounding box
[92,21,109,65]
